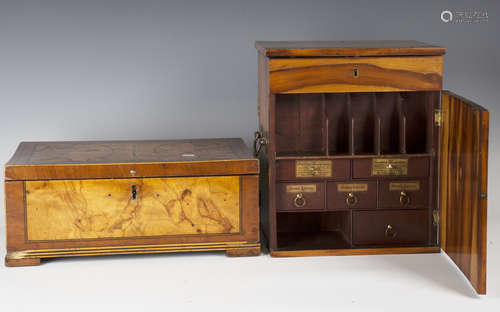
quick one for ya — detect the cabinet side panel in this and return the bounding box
[440,91,488,294]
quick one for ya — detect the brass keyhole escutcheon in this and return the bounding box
[131,185,137,200]
[399,191,410,206]
[294,193,307,208]
[353,68,359,78]
[346,192,358,207]
[385,224,397,239]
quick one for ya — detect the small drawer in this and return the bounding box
[352,157,429,179]
[379,179,429,209]
[276,159,350,181]
[352,210,428,245]
[327,181,376,210]
[268,56,443,93]
[277,183,325,212]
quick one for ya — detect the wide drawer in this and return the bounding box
[276,159,350,181]
[25,176,241,241]
[327,181,376,210]
[277,183,325,212]
[352,210,428,245]
[268,56,443,93]
[379,179,429,209]
[352,157,430,179]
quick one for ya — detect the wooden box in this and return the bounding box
[4,138,260,266]
[255,41,489,294]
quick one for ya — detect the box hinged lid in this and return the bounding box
[5,138,259,180]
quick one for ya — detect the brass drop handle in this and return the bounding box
[346,192,358,207]
[131,185,137,200]
[253,131,268,157]
[386,163,394,169]
[294,193,307,208]
[399,191,410,206]
[385,224,397,239]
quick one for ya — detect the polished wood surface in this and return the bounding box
[6,175,260,265]
[255,40,446,57]
[26,177,240,241]
[270,246,440,257]
[5,138,259,180]
[5,138,261,265]
[269,57,443,93]
[439,91,489,294]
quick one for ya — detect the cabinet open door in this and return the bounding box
[439,91,489,294]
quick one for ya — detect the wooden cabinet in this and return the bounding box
[4,139,261,266]
[255,41,489,294]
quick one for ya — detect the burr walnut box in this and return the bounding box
[255,40,489,294]
[4,138,260,266]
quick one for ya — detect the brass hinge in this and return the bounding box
[434,109,442,127]
[432,210,440,226]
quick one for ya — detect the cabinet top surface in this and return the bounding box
[6,138,254,166]
[255,40,445,57]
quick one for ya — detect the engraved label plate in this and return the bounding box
[337,183,368,192]
[372,158,408,176]
[286,184,317,193]
[296,160,332,178]
[389,181,420,191]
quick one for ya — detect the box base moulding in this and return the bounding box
[5,241,261,266]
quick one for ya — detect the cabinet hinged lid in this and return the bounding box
[5,138,259,181]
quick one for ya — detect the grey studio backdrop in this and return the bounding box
[0,0,498,248]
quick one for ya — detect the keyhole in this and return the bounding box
[131,185,137,200]
[353,68,359,78]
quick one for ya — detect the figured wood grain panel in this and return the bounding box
[26,177,240,241]
[440,91,488,294]
[269,56,442,93]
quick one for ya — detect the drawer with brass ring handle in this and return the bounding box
[345,192,358,207]
[399,191,411,206]
[294,193,307,208]
[385,224,397,239]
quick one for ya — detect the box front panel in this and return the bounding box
[26,176,240,241]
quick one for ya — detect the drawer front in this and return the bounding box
[269,56,443,93]
[379,179,429,209]
[277,183,325,212]
[352,157,429,179]
[25,176,241,241]
[276,159,350,181]
[327,181,376,210]
[353,210,428,245]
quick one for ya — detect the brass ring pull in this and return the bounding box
[345,192,358,207]
[253,131,268,157]
[294,193,307,208]
[385,225,397,239]
[399,191,411,206]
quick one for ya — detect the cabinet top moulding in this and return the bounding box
[255,40,446,57]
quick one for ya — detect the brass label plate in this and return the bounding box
[337,183,368,192]
[296,160,332,178]
[372,158,408,176]
[286,184,317,193]
[389,181,420,191]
